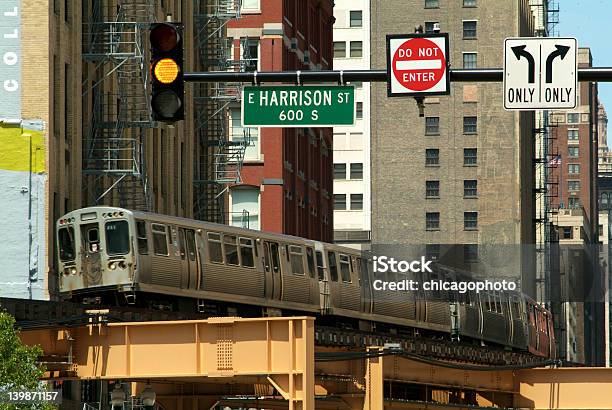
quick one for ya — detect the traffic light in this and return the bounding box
[150,22,184,122]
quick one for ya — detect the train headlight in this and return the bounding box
[118,261,127,269]
[108,262,117,270]
[70,267,77,275]
[63,268,70,275]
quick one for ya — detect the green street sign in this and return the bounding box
[241,85,355,127]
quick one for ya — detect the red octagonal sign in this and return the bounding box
[387,33,450,97]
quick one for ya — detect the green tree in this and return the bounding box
[0,311,54,410]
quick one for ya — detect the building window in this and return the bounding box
[350,194,363,210]
[567,113,580,123]
[426,212,440,230]
[242,0,260,11]
[349,10,362,27]
[568,129,579,141]
[350,81,363,89]
[356,102,363,118]
[464,212,478,230]
[561,226,573,239]
[425,0,439,8]
[568,164,580,174]
[426,149,439,166]
[350,163,363,179]
[464,244,478,262]
[231,108,259,160]
[425,22,439,34]
[230,187,260,230]
[350,41,363,58]
[426,181,440,198]
[241,38,259,72]
[463,21,477,38]
[463,52,477,68]
[426,244,440,261]
[334,163,346,179]
[333,42,346,58]
[463,0,476,6]
[334,194,346,210]
[463,116,477,134]
[464,148,477,166]
[464,180,477,197]
[425,117,440,135]
[568,146,579,157]
[568,180,581,191]
[64,0,70,22]
[568,197,581,209]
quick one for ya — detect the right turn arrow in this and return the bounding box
[546,45,571,83]
[512,45,536,84]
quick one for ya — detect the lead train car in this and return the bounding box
[57,206,555,358]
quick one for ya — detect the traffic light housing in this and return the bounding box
[150,22,184,122]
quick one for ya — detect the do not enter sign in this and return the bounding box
[387,33,450,97]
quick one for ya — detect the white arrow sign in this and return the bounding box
[504,37,577,110]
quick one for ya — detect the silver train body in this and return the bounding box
[56,206,556,357]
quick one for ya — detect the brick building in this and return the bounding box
[226,0,335,242]
[549,48,599,229]
[0,0,198,299]
[370,0,536,285]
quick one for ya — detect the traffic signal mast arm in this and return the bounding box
[183,67,612,84]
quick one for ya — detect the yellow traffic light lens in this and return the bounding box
[153,58,179,84]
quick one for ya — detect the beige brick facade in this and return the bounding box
[20,0,195,297]
[370,0,536,286]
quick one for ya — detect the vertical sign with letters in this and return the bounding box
[504,37,577,110]
[0,0,20,117]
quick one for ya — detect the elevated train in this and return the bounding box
[57,206,556,358]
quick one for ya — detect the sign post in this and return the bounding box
[241,85,355,127]
[386,33,450,97]
[504,37,577,110]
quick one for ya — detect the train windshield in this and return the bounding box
[58,227,75,261]
[105,220,130,255]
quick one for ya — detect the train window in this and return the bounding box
[493,292,501,314]
[316,251,325,280]
[207,232,223,263]
[105,221,130,256]
[511,297,521,319]
[270,243,281,273]
[327,251,339,282]
[186,230,196,261]
[178,230,187,260]
[339,255,351,282]
[485,293,493,312]
[152,224,169,256]
[136,221,148,254]
[58,227,75,261]
[224,235,239,266]
[240,238,255,268]
[306,248,315,278]
[289,246,305,275]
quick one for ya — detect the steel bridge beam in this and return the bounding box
[183,67,612,84]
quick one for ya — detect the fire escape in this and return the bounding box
[193,0,253,224]
[82,0,155,211]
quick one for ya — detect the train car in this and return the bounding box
[57,206,556,357]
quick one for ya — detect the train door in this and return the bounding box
[80,223,103,285]
[314,243,331,313]
[180,228,198,289]
[356,257,372,314]
[263,241,282,299]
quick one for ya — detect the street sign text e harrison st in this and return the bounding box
[241,85,355,127]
